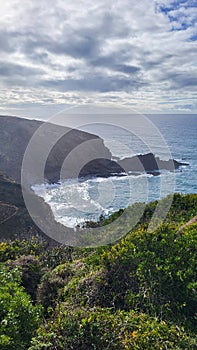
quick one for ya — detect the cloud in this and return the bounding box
[0,61,44,78]
[0,0,196,115]
[41,71,145,93]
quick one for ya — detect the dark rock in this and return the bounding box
[80,153,188,179]
[117,152,188,175]
[0,116,112,185]
[79,158,124,179]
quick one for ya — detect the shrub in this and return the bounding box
[29,307,196,350]
[0,265,43,350]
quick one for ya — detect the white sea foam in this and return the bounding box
[31,172,149,228]
[31,162,189,229]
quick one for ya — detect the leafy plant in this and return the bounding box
[0,265,43,350]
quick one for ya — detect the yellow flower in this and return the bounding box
[131,331,137,338]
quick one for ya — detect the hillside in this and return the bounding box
[0,172,59,244]
[0,116,112,184]
[0,193,196,349]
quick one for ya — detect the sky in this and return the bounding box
[0,0,197,118]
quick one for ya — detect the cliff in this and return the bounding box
[0,116,188,186]
[0,116,112,184]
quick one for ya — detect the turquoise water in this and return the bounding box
[33,114,197,227]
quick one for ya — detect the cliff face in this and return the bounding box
[0,116,112,184]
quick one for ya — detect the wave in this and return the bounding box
[31,168,183,229]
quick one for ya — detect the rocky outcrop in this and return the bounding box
[80,153,188,178]
[116,153,188,175]
[0,116,188,185]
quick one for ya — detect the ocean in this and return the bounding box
[33,114,197,228]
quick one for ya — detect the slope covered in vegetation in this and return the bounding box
[0,193,196,349]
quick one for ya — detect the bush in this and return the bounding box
[8,255,44,302]
[0,265,43,350]
[0,238,46,263]
[29,307,196,350]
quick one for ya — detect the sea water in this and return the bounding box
[32,114,197,228]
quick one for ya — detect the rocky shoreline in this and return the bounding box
[0,116,188,185]
[79,152,188,180]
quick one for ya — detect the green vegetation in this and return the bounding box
[0,193,196,349]
[0,265,42,350]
